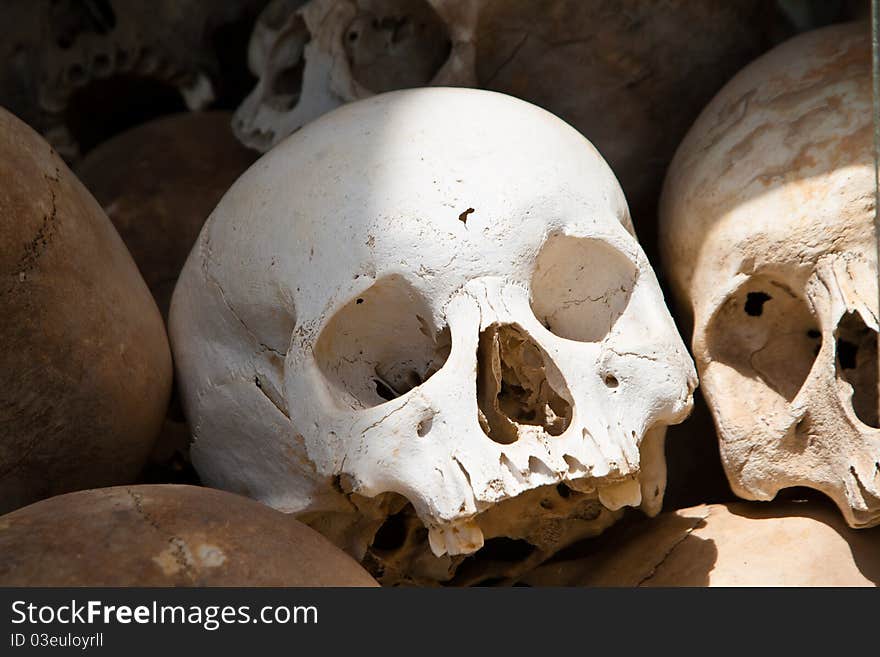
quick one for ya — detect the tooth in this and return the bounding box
[180,74,215,111]
[427,527,445,556]
[427,519,484,557]
[598,478,642,510]
[565,477,595,494]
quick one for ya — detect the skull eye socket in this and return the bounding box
[343,0,452,94]
[265,15,310,111]
[706,275,819,403]
[835,311,879,429]
[529,235,637,342]
[315,275,451,409]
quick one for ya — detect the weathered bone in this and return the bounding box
[660,22,880,528]
[172,88,696,583]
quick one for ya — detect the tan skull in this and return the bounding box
[661,22,880,528]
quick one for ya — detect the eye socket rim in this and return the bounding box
[528,232,640,345]
[312,273,453,411]
[702,272,820,405]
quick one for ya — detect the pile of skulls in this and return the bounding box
[1,1,879,587]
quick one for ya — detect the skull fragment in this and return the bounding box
[660,22,880,528]
[0,0,265,160]
[172,88,696,583]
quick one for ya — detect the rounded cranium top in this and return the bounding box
[172,87,695,583]
[233,0,772,224]
[661,22,880,528]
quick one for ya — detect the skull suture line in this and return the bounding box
[172,88,695,583]
[661,22,880,529]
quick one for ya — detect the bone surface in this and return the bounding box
[522,500,880,587]
[0,107,171,513]
[0,485,378,586]
[171,87,696,584]
[660,22,880,528]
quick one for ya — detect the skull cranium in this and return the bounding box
[172,87,696,583]
[660,22,880,529]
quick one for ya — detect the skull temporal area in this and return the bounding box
[660,22,880,528]
[171,88,696,583]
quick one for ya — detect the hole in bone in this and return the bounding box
[835,311,879,428]
[68,64,86,85]
[528,455,555,479]
[476,323,573,444]
[530,234,637,342]
[92,53,111,75]
[373,377,399,401]
[416,413,433,437]
[476,537,537,563]
[795,416,811,439]
[707,274,818,402]
[604,374,619,388]
[315,274,451,409]
[50,0,116,50]
[270,61,306,109]
[264,14,310,112]
[744,291,771,317]
[372,509,410,551]
[65,75,187,155]
[343,0,451,94]
[210,10,266,112]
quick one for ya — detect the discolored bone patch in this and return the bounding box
[0,485,377,586]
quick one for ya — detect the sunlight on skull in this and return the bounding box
[660,22,880,529]
[530,235,638,343]
[707,274,820,404]
[173,88,695,584]
[315,274,451,409]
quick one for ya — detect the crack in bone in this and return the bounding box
[126,488,196,582]
[253,374,290,419]
[200,241,285,358]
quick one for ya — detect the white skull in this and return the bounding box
[172,88,695,583]
[660,22,880,528]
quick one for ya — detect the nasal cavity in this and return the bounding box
[835,311,879,428]
[476,323,573,444]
